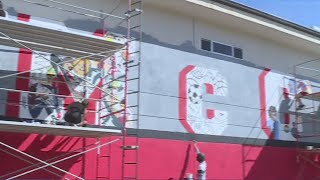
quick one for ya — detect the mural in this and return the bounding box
[1,41,320,143]
[261,70,320,141]
[179,65,228,135]
[14,46,135,127]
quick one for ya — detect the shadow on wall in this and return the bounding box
[0,132,84,179]
[64,18,261,69]
[5,7,17,16]
[64,19,103,33]
[137,135,320,180]
[179,144,191,180]
[5,3,264,71]
[243,139,320,180]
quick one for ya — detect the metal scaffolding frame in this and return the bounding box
[121,1,142,180]
[0,0,142,179]
[293,59,320,180]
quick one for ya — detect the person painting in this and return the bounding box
[193,141,207,180]
[294,80,312,110]
[64,99,89,127]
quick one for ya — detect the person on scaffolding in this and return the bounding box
[294,80,312,110]
[0,0,6,17]
[64,99,89,127]
[193,141,207,180]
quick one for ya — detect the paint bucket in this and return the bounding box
[306,145,314,150]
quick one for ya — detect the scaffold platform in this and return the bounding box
[0,120,121,138]
[303,92,320,102]
[0,16,126,60]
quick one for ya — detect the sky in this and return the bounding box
[232,0,320,29]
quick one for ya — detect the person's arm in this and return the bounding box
[79,108,88,126]
[194,140,201,154]
[83,109,88,121]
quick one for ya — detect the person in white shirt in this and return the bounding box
[194,141,207,180]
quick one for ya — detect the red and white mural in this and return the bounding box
[259,69,315,140]
[6,47,133,127]
[179,65,228,135]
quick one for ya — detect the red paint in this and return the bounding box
[283,88,289,99]
[179,65,196,133]
[259,68,272,138]
[94,29,106,37]
[5,49,32,117]
[205,83,215,119]
[205,83,214,94]
[17,13,31,22]
[0,132,316,180]
[207,109,215,119]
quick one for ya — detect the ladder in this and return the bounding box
[94,54,113,180]
[122,0,142,179]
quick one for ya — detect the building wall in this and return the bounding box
[139,42,320,143]
[3,0,319,74]
[1,132,319,180]
[1,1,320,179]
[0,44,132,127]
[141,2,320,74]
[1,41,318,142]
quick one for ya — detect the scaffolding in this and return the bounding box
[0,0,142,179]
[293,59,320,180]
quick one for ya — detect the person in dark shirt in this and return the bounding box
[64,99,89,126]
[0,1,6,17]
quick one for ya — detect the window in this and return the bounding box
[200,38,243,59]
[233,47,243,59]
[201,39,211,51]
[213,42,232,56]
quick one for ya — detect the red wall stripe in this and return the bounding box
[179,65,196,133]
[259,68,272,138]
[5,49,32,117]
[0,132,317,180]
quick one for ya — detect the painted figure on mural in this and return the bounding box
[291,115,304,138]
[60,56,74,81]
[293,80,312,110]
[28,67,59,123]
[267,106,280,140]
[90,61,104,85]
[279,79,311,137]
[279,87,294,133]
[99,52,129,127]
[70,59,92,98]
[21,45,132,127]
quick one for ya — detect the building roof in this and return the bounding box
[212,0,320,40]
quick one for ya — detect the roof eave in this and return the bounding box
[211,0,320,38]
